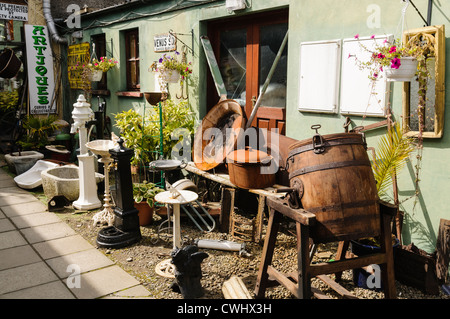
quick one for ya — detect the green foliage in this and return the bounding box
[0,90,19,112]
[18,115,61,150]
[114,99,195,165]
[371,122,416,199]
[133,181,164,206]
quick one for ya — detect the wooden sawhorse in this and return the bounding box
[254,196,397,299]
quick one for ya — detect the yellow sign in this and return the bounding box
[68,42,90,89]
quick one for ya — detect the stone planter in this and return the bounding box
[5,151,44,175]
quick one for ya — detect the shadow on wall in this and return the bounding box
[398,160,437,251]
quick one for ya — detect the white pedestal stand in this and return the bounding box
[71,95,102,211]
[155,190,198,249]
[86,140,118,226]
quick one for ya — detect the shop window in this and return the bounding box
[125,28,140,91]
[402,25,445,138]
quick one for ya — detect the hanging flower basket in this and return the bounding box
[89,69,103,82]
[160,69,180,83]
[385,56,418,82]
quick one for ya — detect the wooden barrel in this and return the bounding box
[286,131,380,243]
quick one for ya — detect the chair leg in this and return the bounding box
[380,211,397,299]
[296,221,311,299]
[334,241,350,281]
[254,208,281,298]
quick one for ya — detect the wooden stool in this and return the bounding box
[254,196,397,299]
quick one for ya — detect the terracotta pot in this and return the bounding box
[134,201,154,226]
[226,147,275,189]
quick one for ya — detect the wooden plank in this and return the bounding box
[436,218,450,283]
[267,266,300,298]
[308,254,386,277]
[220,187,235,233]
[316,275,358,299]
[266,196,316,226]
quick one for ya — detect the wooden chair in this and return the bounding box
[254,196,397,299]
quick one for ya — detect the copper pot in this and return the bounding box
[226,147,275,189]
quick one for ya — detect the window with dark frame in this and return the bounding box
[125,28,140,91]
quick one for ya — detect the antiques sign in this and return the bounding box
[0,2,28,21]
[67,42,90,89]
[154,33,176,52]
[25,25,56,114]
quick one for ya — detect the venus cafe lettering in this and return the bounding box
[25,25,56,114]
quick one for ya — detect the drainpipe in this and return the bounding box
[43,0,68,45]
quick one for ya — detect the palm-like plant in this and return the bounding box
[18,115,61,150]
[371,122,416,198]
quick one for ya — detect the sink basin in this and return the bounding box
[86,140,118,156]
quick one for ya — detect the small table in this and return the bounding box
[155,190,198,249]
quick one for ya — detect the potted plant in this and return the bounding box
[133,181,164,226]
[353,34,420,82]
[86,56,119,81]
[151,52,192,86]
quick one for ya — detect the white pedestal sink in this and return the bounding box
[86,139,118,226]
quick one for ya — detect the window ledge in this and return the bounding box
[115,91,143,97]
[91,90,110,96]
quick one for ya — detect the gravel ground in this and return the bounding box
[52,204,450,300]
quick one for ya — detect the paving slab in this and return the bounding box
[0,230,27,250]
[0,218,15,232]
[20,222,77,244]
[0,262,59,295]
[0,178,16,189]
[0,245,42,271]
[10,212,62,229]
[0,280,75,299]
[66,265,141,299]
[33,234,94,260]
[1,201,47,218]
[46,248,115,279]
[0,193,40,206]
[105,285,153,298]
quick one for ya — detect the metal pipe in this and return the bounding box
[246,30,289,129]
[43,0,68,45]
[427,0,433,26]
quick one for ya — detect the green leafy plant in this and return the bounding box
[18,115,62,150]
[133,181,163,206]
[114,99,195,165]
[370,122,416,199]
[114,108,153,166]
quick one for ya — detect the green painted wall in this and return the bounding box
[71,0,449,253]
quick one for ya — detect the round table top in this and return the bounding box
[155,190,198,205]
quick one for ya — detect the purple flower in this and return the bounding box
[159,58,163,63]
[391,57,401,69]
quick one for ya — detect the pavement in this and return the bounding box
[0,167,153,299]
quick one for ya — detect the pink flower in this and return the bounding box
[354,34,359,39]
[389,46,397,53]
[391,57,401,69]
[370,35,375,39]
[377,53,385,59]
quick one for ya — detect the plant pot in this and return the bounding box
[89,69,103,81]
[134,201,154,226]
[161,69,180,83]
[386,57,418,82]
[0,48,22,79]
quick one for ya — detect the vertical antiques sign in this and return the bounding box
[67,42,90,89]
[25,24,56,114]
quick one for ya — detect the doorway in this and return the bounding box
[207,9,288,134]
